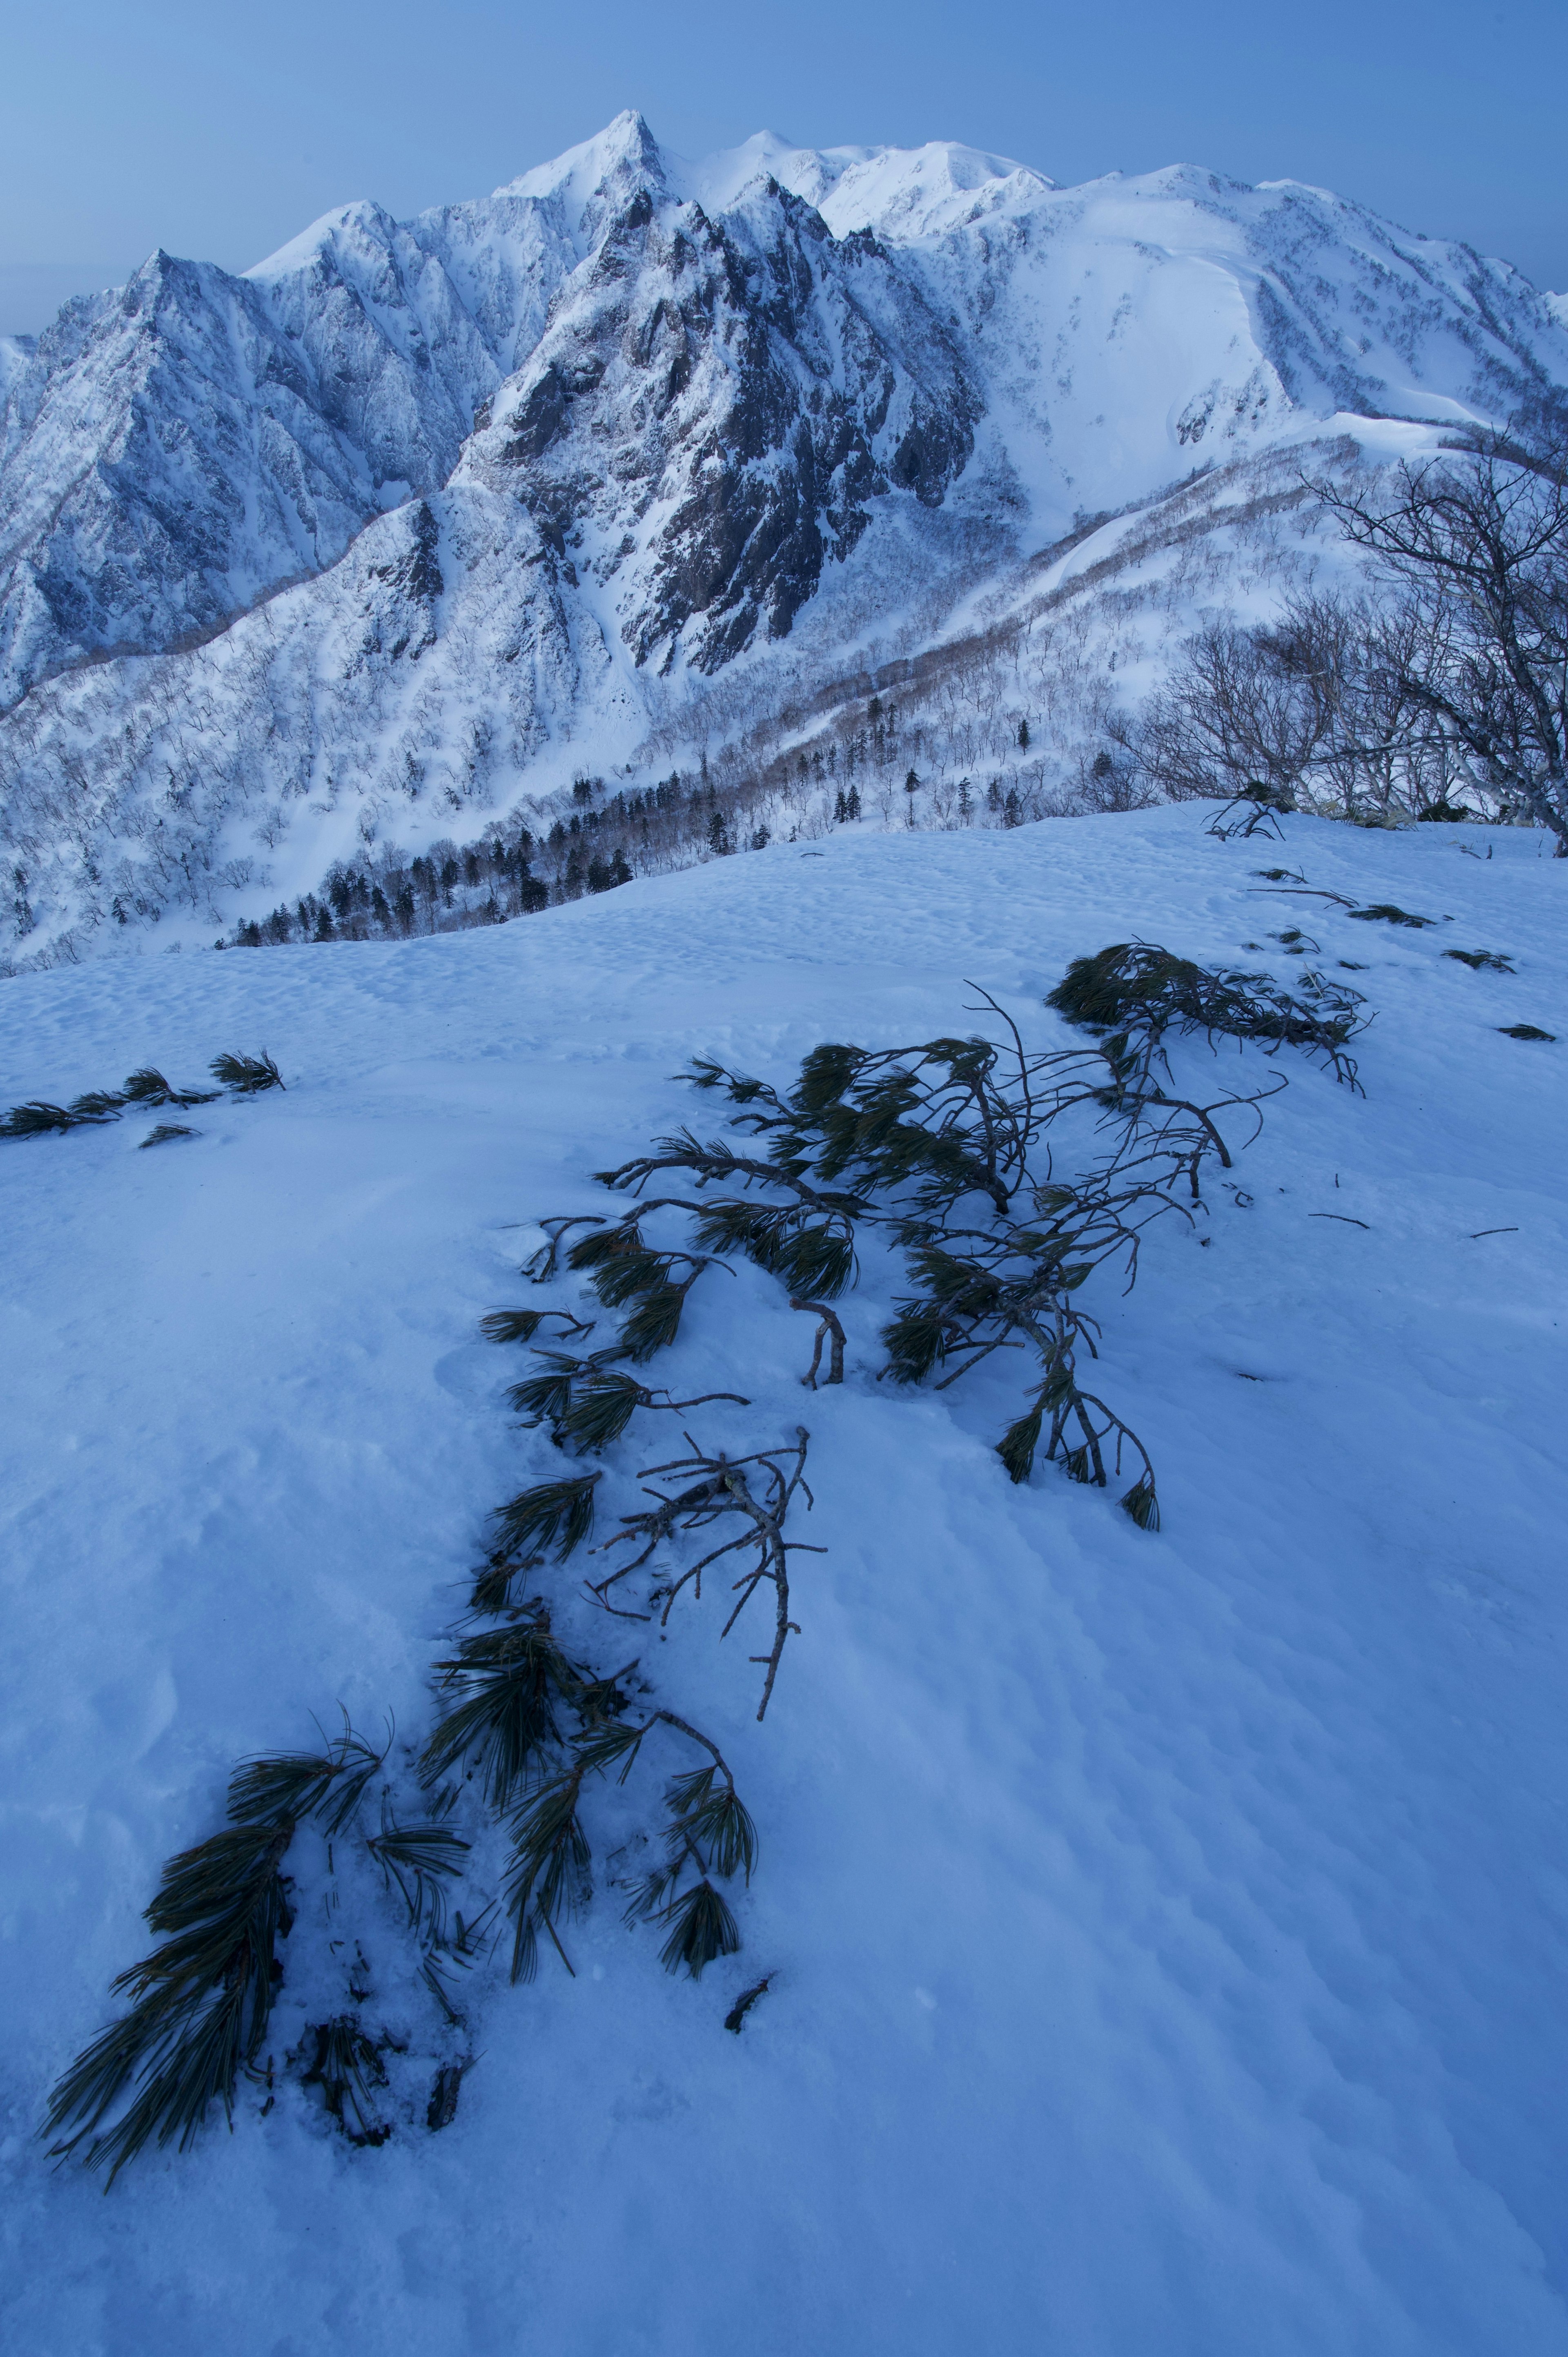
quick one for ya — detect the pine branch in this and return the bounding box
[210,1051,285,1094]
[46,1726,382,2181]
[481,1305,594,1344]
[619,1729,756,1978]
[4,1046,287,1144]
[791,1299,846,1386]
[1048,940,1367,1088]
[509,1350,749,1454]
[596,1432,812,1719]
[2,1098,108,1138]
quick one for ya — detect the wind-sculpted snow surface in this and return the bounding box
[2,810,1566,2351]
[2,110,1568,967]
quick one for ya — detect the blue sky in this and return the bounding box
[2,0,1563,334]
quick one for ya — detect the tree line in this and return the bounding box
[221,416,1568,954]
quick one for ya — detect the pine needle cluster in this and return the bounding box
[414,1574,759,1983]
[44,1727,381,2183]
[49,1061,785,2182]
[435,1241,780,1977]
[46,1712,486,2179]
[488,1192,822,1715]
[662,1003,1189,1520]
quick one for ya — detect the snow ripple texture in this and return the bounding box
[0,809,1565,2350]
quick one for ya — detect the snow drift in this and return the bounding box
[2,805,1566,2350]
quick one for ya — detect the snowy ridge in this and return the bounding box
[2,807,1566,2349]
[2,112,1568,967]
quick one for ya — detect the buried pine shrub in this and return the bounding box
[4,1049,287,1144]
[51,945,1375,2183]
[1046,941,1367,1082]
[500,951,1355,1572]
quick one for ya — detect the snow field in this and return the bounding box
[0,807,1566,2353]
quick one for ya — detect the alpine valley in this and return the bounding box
[2,109,1567,969]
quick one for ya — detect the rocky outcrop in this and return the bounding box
[464,178,976,671]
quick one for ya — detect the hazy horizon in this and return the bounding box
[2,0,1564,339]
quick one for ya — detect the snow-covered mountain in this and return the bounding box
[3,111,1567,969]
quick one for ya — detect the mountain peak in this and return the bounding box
[245,198,403,286]
[498,108,667,210]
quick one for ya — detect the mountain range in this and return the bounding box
[3,109,1567,970]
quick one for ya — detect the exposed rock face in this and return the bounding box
[463,177,976,672]
[0,253,381,707]
[0,114,672,709]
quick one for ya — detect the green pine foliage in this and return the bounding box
[503,1764,594,1982]
[123,1068,220,1108]
[483,1305,550,1343]
[490,1471,601,1563]
[228,1732,383,1834]
[1,1101,84,1137]
[138,1124,198,1148]
[510,954,1354,1546]
[365,1819,471,1941]
[506,1350,748,1455]
[1346,903,1433,928]
[644,1876,741,1978]
[45,1728,383,2183]
[210,1050,285,1093]
[52,944,1361,2187]
[420,1609,584,1808]
[622,1759,757,1978]
[1047,941,1366,1083]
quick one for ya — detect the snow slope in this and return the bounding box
[2,808,1566,2353]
